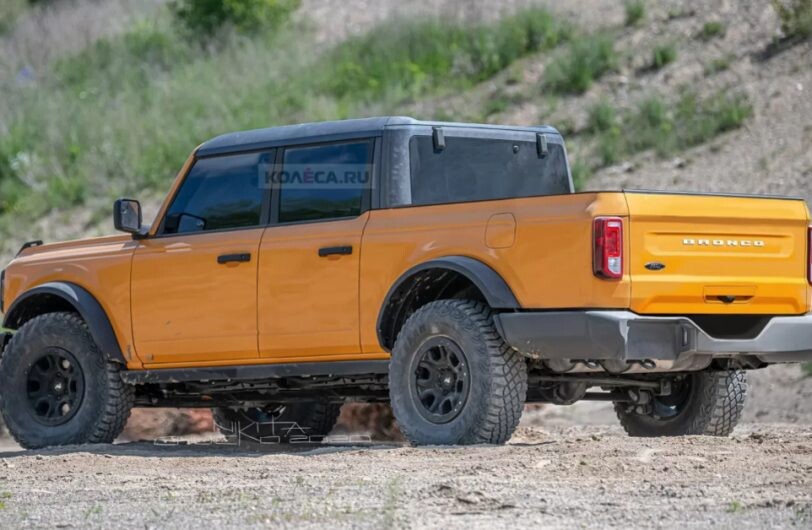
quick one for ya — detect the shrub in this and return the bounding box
[593,90,752,165]
[587,101,617,133]
[171,0,300,35]
[803,362,812,377]
[650,44,677,70]
[325,8,571,100]
[569,160,590,191]
[698,21,726,41]
[54,20,190,91]
[624,1,645,27]
[771,0,812,40]
[0,0,26,34]
[704,55,733,75]
[0,8,571,222]
[543,35,617,94]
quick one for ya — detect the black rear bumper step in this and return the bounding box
[494,310,812,363]
[121,360,390,385]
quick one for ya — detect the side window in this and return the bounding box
[162,151,272,235]
[278,141,371,223]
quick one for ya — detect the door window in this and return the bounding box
[278,141,371,223]
[163,151,273,234]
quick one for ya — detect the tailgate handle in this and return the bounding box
[704,286,756,304]
[705,294,754,305]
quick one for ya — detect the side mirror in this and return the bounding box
[114,198,144,237]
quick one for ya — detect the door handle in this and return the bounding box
[318,246,353,257]
[217,253,251,264]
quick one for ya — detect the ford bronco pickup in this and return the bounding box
[2,117,811,448]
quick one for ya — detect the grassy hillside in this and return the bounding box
[0,0,810,264]
[0,3,573,256]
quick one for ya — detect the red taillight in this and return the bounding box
[594,217,623,280]
[808,226,812,285]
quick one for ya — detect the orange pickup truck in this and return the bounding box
[1,117,810,448]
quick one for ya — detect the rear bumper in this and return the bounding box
[493,311,812,363]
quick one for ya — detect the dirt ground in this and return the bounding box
[0,365,809,529]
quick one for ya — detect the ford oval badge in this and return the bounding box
[645,262,666,271]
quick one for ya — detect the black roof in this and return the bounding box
[196,116,560,157]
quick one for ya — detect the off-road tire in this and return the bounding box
[212,402,342,445]
[614,370,747,437]
[0,312,134,449]
[389,300,527,445]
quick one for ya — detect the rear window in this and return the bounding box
[407,135,570,206]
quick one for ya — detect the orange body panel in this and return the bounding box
[3,187,810,370]
[358,193,632,354]
[2,236,141,367]
[130,228,264,365]
[257,214,370,359]
[625,193,810,315]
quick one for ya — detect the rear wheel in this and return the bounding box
[614,370,747,437]
[389,300,527,445]
[0,313,133,449]
[212,402,341,445]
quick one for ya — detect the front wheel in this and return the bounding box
[389,300,527,445]
[0,313,134,449]
[614,370,747,437]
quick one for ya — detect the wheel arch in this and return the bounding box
[376,256,520,352]
[3,282,127,364]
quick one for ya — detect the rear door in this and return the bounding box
[625,192,810,315]
[257,139,373,360]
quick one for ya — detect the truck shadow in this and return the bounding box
[0,439,407,459]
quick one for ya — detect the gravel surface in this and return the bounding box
[0,424,809,529]
[0,365,809,529]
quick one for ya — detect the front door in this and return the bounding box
[258,139,373,359]
[131,151,273,365]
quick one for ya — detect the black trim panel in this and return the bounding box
[121,359,390,384]
[376,256,520,350]
[495,310,812,362]
[3,282,127,364]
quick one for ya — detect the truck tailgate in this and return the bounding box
[625,191,810,315]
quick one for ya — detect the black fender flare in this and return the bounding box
[3,282,127,364]
[376,256,520,350]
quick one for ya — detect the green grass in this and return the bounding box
[0,7,570,231]
[698,21,726,41]
[587,101,617,133]
[704,54,733,75]
[624,1,646,26]
[543,34,618,94]
[803,362,812,377]
[0,0,26,34]
[592,90,752,166]
[569,160,590,191]
[772,0,812,40]
[325,8,571,100]
[650,43,677,70]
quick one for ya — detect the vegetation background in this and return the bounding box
[0,0,810,436]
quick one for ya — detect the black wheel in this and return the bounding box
[389,300,527,445]
[0,313,134,449]
[614,370,747,437]
[212,401,341,445]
